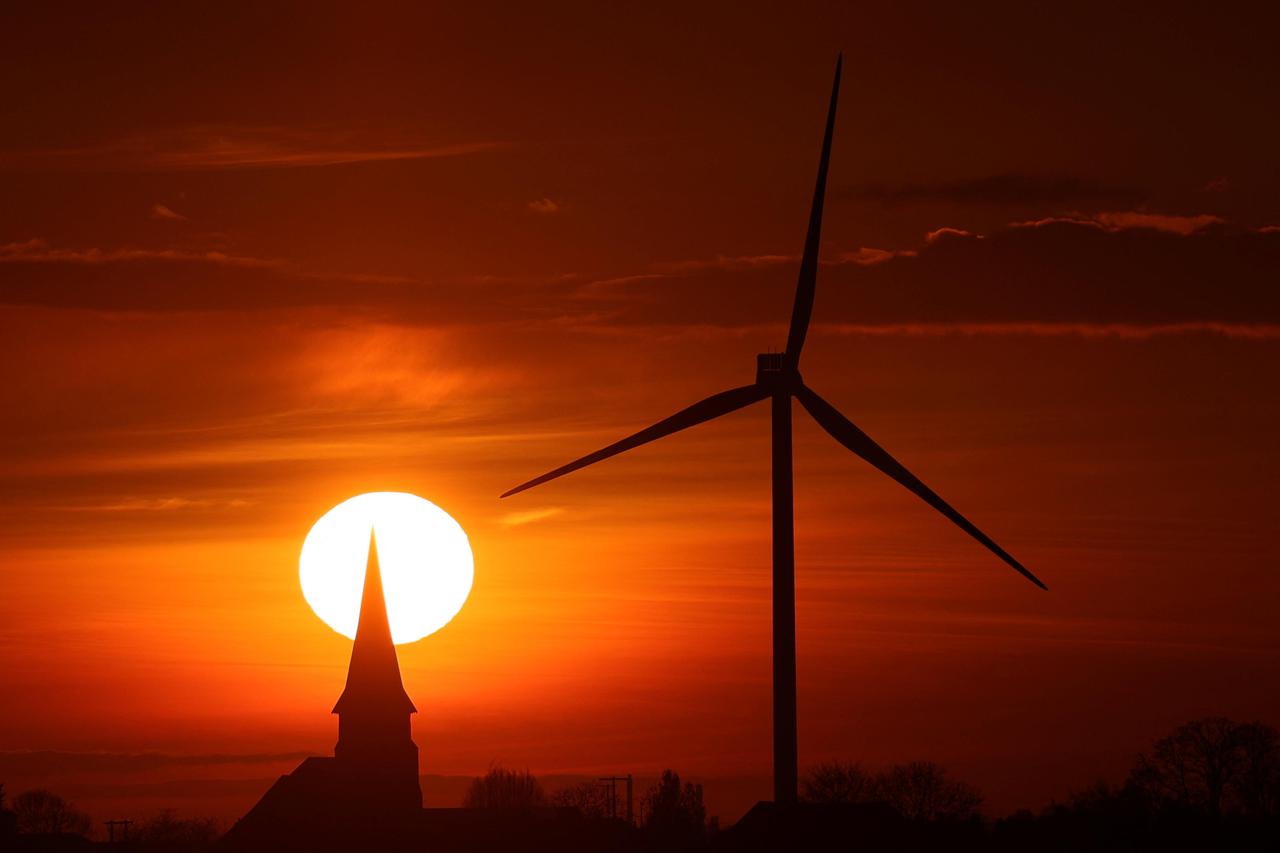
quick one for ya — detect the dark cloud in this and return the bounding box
[0,127,504,172]
[840,174,1143,207]
[0,750,313,776]
[0,240,561,320]
[5,223,1279,329]
[596,222,1280,327]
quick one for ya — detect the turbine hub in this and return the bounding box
[756,353,799,390]
[756,352,785,381]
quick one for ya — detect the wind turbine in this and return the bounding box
[502,55,1047,805]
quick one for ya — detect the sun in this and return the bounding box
[299,492,474,644]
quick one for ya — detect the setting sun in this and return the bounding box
[299,492,473,644]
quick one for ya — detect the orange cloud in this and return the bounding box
[836,246,917,265]
[0,127,504,171]
[659,254,796,272]
[924,227,975,243]
[823,321,1280,340]
[497,507,566,527]
[0,238,274,267]
[150,203,187,221]
[1013,211,1225,235]
[527,197,561,214]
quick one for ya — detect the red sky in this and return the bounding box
[2,1,1279,826]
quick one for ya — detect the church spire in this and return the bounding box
[333,531,416,715]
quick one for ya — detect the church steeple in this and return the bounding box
[334,531,416,715]
[330,531,422,811]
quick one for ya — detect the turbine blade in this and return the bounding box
[784,54,843,365]
[795,384,1047,590]
[502,384,769,498]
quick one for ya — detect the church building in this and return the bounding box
[220,535,423,850]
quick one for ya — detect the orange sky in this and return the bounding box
[2,1,1279,825]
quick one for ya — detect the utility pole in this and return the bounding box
[105,819,132,844]
[598,775,634,823]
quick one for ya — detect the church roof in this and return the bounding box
[332,532,417,715]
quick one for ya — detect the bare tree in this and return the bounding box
[801,760,877,804]
[1130,717,1280,818]
[875,761,983,822]
[1235,721,1280,817]
[462,765,546,810]
[134,810,221,850]
[642,769,705,842]
[10,789,91,836]
[551,780,611,819]
[0,784,14,840]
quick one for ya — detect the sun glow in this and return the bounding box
[299,492,473,644]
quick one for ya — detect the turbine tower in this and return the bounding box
[502,55,1046,805]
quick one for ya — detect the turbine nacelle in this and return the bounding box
[755,353,799,388]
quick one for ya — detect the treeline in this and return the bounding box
[460,716,1280,850]
[3,716,1277,851]
[0,786,218,851]
[463,765,707,842]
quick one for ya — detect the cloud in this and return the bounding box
[658,254,796,272]
[0,238,272,267]
[67,497,251,512]
[150,203,187,221]
[527,197,561,214]
[924,227,975,243]
[586,220,1280,328]
[837,247,917,265]
[6,218,1279,330]
[0,750,313,776]
[824,321,1280,340]
[842,174,1142,207]
[0,127,505,172]
[498,507,565,527]
[0,239,466,315]
[1013,211,1225,236]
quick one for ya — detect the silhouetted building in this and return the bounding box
[331,533,422,814]
[220,535,422,849]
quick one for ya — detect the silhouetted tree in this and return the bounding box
[133,810,221,851]
[642,769,705,848]
[875,761,983,822]
[0,784,15,841]
[801,760,877,804]
[10,788,91,836]
[551,780,611,819]
[1235,721,1280,818]
[1129,717,1280,818]
[462,765,546,810]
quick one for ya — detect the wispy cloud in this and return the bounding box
[658,254,796,272]
[824,321,1280,340]
[527,197,561,214]
[924,226,975,243]
[0,238,275,267]
[836,246,917,265]
[0,126,505,172]
[150,203,187,221]
[65,497,251,512]
[0,750,313,775]
[498,507,566,527]
[575,220,1280,330]
[842,173,1142,206]
[1013,211,1225,236]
